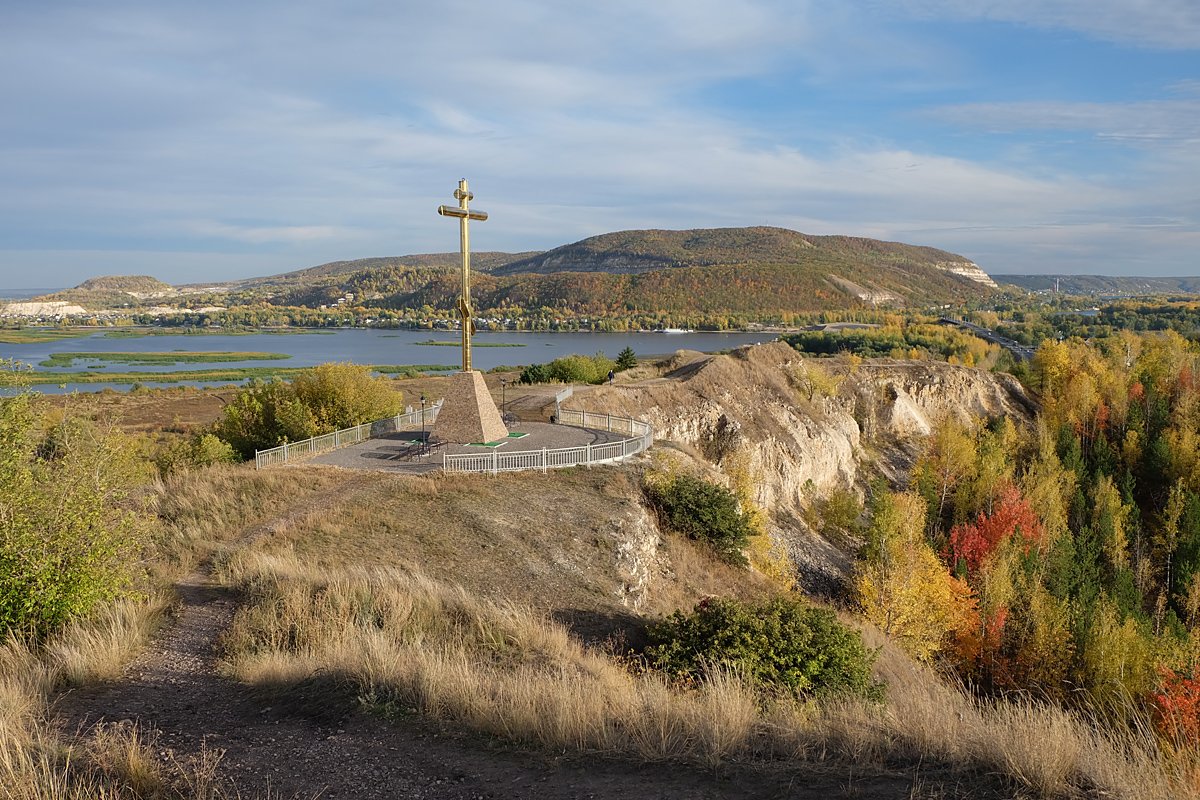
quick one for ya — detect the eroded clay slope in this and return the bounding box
[576,341,1035,592]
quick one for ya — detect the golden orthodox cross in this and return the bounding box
[437,178,488,372]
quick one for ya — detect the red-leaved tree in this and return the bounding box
[948,485,1046,576]
[1152,667,1200,745]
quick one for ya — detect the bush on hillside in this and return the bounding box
[519,352,617,385]
[154,432,238,476]
[211,379,315,458]
[212,363,402,458]
[290,362,404,431]
[0,393,148,638]
[645,474,753,565]
[646,596,883,701]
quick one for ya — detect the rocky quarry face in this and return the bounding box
[579,341,1035,596]
[934,259,1000,289]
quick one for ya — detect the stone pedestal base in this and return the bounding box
[431,370,509,444]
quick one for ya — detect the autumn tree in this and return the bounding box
[290,362,403,431]
[948,485,1046,577]
[913,418,978,535]
[857,491,973,662]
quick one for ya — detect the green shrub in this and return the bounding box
[518,362,551,384]
[616,346,638,371]
[212,363,402,458]
[290,362,403,431]
[646,596,883,701]
[0,394,148,638]
[211,379,315,458]
[645,474,752,565]
[519,352,617,385]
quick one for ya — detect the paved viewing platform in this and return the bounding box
[308,418,638,474]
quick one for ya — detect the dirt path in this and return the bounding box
[51,472,968,800]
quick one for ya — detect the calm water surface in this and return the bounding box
[2,328,775,394]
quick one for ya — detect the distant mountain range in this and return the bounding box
[995,275,1200,295]
[36,227,1005,318]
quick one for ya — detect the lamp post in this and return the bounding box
[420,394,427,454]
[500,378,508,412]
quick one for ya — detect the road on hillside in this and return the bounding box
[939,317,1035,362]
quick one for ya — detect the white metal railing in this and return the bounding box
[254,402,442,469]
[442,410,653,474]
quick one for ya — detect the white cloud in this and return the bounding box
[1,0,1199,285]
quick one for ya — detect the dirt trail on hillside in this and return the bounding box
[51,470,963,799]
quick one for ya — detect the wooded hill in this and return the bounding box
[251,227,997,316]
[76,275,175,293]
[47,227,1000,320]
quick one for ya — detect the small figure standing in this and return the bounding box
[607,369,615,384]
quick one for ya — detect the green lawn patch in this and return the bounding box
[12,362,457,386]
[505,432,529,438]
[0,328,91,344]
[39,351,292,368]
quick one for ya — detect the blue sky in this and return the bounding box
[1,0,1198,289]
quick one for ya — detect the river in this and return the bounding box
[1,327,775,394]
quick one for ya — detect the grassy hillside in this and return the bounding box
[34,274,178,309]
[496,226,972,275]
[7,357,1198,798]
[193,228,1001,316]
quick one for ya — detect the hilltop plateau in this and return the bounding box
[24,345,1080,800]
[13,335,1200,799]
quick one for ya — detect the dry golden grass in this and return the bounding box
[223,552,781,766]
[149,464,349,580]
[45,594,170,687]
[83,722,167,798]
[0,605,249,800]
[220,466,772,625]
[0,463,362,799]
[220,549,1200,800]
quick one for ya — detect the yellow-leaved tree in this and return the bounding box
[857,490,973,662]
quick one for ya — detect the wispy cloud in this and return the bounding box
[0,0,1198,285]
[893,0,1200,48]
[924,98,1200,144]
[185,222,347,245]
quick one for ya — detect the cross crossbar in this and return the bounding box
[438,206,488,221]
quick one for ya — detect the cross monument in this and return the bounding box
[429,179,509,445]
[437,179,488,371]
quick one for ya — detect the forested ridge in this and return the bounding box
[858,329,1200,737]
[32,227,996,324]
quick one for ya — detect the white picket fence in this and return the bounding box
[442,410,653,474]
[254,403,442,469]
